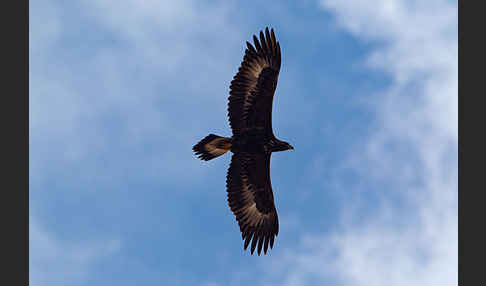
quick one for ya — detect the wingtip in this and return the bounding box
[264,26,275,34]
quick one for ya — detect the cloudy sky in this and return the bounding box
[30,0,457,285]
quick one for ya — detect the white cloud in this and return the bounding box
[263,0,457,285]
[29,0,245,187]
[30,0,244,284]
[29,217,121,286]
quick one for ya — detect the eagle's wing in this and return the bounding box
[228,27,281,137]
[226,152,279,255]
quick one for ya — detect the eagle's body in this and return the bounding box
[193,27,293,256]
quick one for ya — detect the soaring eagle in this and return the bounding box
[193,27,293,256]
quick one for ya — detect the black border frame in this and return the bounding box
[458,1,481,285]
[8,1,466,285]
[3,0,29,284]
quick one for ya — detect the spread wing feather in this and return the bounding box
[228,27,281,137]
[226,152,279,255]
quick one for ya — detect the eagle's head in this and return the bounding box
[285,142,294,150]
[276,141,294,152]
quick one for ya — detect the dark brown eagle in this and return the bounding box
[192,27,293,256]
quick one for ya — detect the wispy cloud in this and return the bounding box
[262,0,457,285]
[29,217,121,286]
[30,0,244,284]
[30,0,244,188]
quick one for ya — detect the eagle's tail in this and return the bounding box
[193,134,232,161]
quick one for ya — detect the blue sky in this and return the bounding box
[30,1,457,285]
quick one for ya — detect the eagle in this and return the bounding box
[193,27,293,256]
